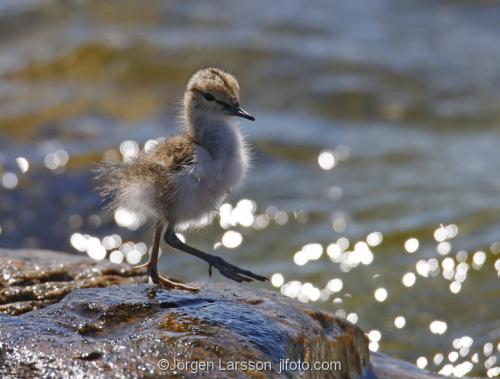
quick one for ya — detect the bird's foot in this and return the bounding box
[131,262,148,271]
[208,256,267,283]
[149,273,199,292]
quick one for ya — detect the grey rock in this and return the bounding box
[0,248,457,378]
[1,249,370,378]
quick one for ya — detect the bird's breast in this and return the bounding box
[194,122,249,192]
[168,125,249,226]
[194,139,248,194]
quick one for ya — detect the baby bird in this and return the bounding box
[97,68,266,291]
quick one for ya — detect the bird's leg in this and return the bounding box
[147,222,199,292]
[164,225,267,283]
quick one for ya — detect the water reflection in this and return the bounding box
[15,157,29,173]
[1,172,18,189]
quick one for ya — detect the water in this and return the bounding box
[1,1,499,377]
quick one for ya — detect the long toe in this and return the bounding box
[234,267,268,282]
[158,275,200,292]
[132,262,149,271]
[219,267,250,283]
[212,257,267,283]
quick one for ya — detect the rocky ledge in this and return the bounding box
[0,249,451,378]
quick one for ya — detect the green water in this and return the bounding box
[0,1,499,376]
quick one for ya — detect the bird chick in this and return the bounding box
[97,67,266,291]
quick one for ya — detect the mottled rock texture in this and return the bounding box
[0,248,145,315]
[0,249,454,379]
[0,249,372,378]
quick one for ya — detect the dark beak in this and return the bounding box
[233,106,255,121]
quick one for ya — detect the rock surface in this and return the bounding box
[370,353,458,379]
[0,249,453,379]
[0,248,146,315]
[0,248,371,378]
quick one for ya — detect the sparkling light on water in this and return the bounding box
[280,280,302,298]
[416,260,430,277]
[70,233,87,252]
[44,153,59,170]
[302,243,323,260]
[394,316,406,328]
[271,273,284,287]
[126,249,141,264]
[454,336,474,349]
[222,230,243,248]
[369,342,379,352]
[449,351,459,362]
[442,257,455,271]
[43,150,69,170]
[366,231,383,247]
[318,150,336,170]
[293,250,308,266]
[120,140,140,162]
[274,211,289,225]
[253,214,270,230]
[221,198,257,228]
[1,172,18,189]
[374,288,388,302]
[114,208,142,230]
[109,250,124,264]
[326,243,342,261]
[347,313,358,324]
[472,251,486,270]
[437,241,452,255]
[102,234,122,250]
[368,330,382,342]
[439,364,454,376]
[434,353,444,365]
[144,138,160,153]
[15,157,29,173]
[402,272,416,287]
[326,278,343,293]
[404,238,419,253]
[450,281,461,294]
[491,242,500,254]
[453,361,473,377]
[434,224,458,242]
[429,320,448,335]
[86,237,106,260]
[332,217,346,232]
[495,259,500,275]
[416,357,428,369]
[483,342,493,356]
[298,282,321,303]
[293,243,323,266]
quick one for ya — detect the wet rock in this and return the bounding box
[1,248,372,378]
[0,248,146,315]
[0,249,455,378]
[371,353,456,379]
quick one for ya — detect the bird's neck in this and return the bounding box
[184,113,242,159]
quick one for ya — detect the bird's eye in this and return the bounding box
[203,93,214,102]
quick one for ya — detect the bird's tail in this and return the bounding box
[92,161,128,211]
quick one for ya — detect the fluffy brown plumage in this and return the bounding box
[186,67,240,101]
[95,67,266,290]
[96,133,197,220]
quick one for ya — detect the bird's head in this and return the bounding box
[183,67,254,125]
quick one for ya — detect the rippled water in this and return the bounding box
[1,1,499,377]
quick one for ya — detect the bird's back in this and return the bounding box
[96,133,196,221]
